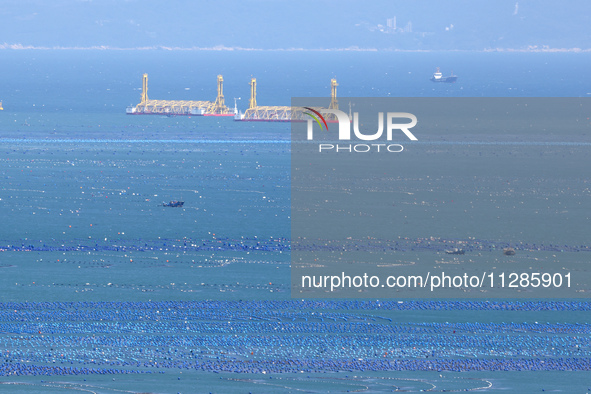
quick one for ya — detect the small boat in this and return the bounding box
[503,247,516,256]
[445,248,465,255]
[161,200,184,207]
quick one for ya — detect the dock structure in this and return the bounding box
[126,74,232,116]
[237,78,297,121]
[236,77,339,122]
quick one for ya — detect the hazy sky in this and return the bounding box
[0,0,589,50]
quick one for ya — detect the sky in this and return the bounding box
[0,0,590,50]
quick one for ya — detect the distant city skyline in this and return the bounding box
[0,0,589,51]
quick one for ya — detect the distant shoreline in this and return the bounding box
[1,43,590,53]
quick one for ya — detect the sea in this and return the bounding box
[0,50,590,392]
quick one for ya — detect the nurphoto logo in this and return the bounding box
[303,107,418,153]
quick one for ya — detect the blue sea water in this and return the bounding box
[0,50,591,392]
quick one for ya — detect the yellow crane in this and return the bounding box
[329,78,338,110]
[208,75,231,115]
[141,73,148,103]
[249,78,257,109]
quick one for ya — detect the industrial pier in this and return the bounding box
[235,78,339,122]
[126,74,340,121]
[126,74,233,116]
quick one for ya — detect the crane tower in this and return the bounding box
[210,75,231,114]
[249,78,257,109]
[329,78,338,110]
[141,73,149,103]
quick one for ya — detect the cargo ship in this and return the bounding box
[430,67,458,83]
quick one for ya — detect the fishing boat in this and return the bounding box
[161,200,184,207]
[445,248,465,255]
[503,247,516,256]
